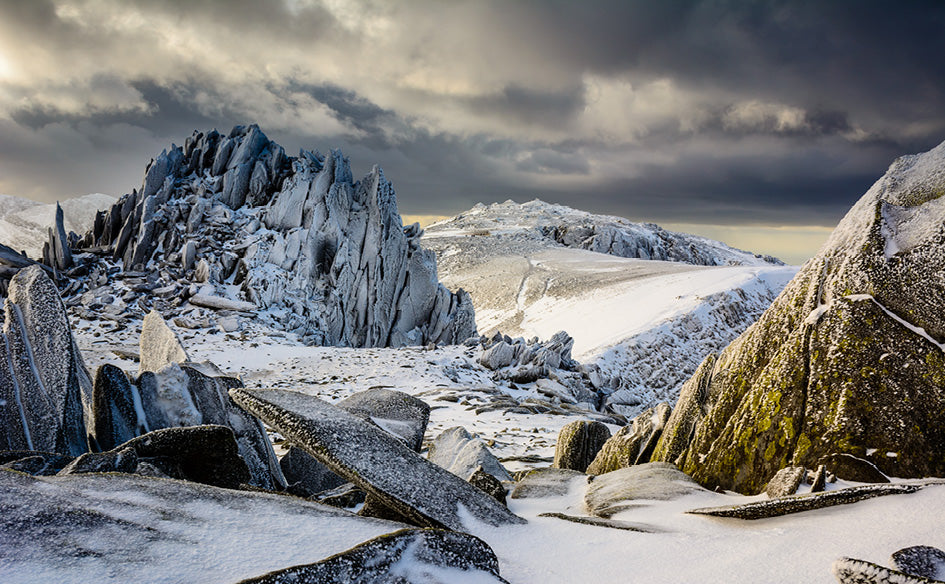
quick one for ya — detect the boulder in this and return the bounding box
[90,364,148,451]
[139,310,189,374]
[469,466,508,505]
[336,388,430,452]
[584,462,704,518]
[0,265,91,456]
[652,140,945,494]
[427,426,511,482]
[587,403,670,475]
[119,425,251,489]
[281,445,346,498]
[229,388,526,530]
[510,468,587,499]
[235,528,508,584]
[57,447,138,476]
[553,420,612,473]
[832,557,942,584]
[892,546,945,580]
[765,466,807,498]
[819,453,890,484]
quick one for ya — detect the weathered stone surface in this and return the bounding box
[553,420,612,473]
[88,125,476,349]
[653,141,945,494]
[0,469,403,583]
[229,388,525,530]
[892,546,945,580]
[120,425,251,489]
[0,265,91,456]
[584,462,704,518]
[510,468,587,499]
[427,426,511,482]
[469,466,507,505]
[0,451,74,475]
[336,388,430,452]
[820,453,890,484]
[765,466,807,498]
[317,483,366,508]
[235,528,508,584]
[687,482,940,520]
[832,557,942,584]
[281,445,345,497]
[811,464,827,493]
[57,447,138,476]
[139,310,189,373]
[587,403,670,475]
[42,202,73,272]
[90,364,147,451]
[537,512,661,533]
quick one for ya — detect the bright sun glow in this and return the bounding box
[0,52,11,79]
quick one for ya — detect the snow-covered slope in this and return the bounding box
[423,201,796,416]
[0,193,117,257]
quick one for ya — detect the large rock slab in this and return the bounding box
[653,140,945,494]
[139,310,189,373]
[427,426,511,482]
[586,403,670,475]
[832,557,944,584]
[90,363,148,451]
[236,528,508,584]
[553,419,612,473]
[337,388,430,451]
[510,468,587,499]
[0,265,91,456]
[229,388,525,531]
[0,469,405,584]
[893,546,945,581]
[584,462,704,518]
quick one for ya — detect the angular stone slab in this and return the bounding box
[832,557,944,584]
[428,426,511,482]
[336,388,430,452]
[893,546,945,581]
[585,462,704,518]
[765,466,807,498]
[236,528,509,584]
[537,512,662,533]
[510,468,587,500]
[230,388,526,531]
[90,364,147,451]
[139,310,188,373]
[687,482,944,520]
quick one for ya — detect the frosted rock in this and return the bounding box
[479,341,515,370]
[90,363,148,451]
[427,426,511,482]
[234,528,507,584]
[832,557,940,584]
[0,265,91,456]
[510,468,586,499]
[229,388,525,530]
[189,293,256,312]
[584,463,703,518]
[553,420,611,473]
[41,202,73,272]
[57,446,138,476]
[280,445,345,497]
[139,310,189,374]
[336,388,430,452]
[892,546,945,580]
[586,403,671,475]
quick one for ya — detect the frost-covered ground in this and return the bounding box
[0,193,117,256]
[70,317,945,584]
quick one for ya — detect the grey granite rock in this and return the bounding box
[90,364,147,451]
[229,388,525,530]
[281,445,346,498]
[832,557,943,584]
[469,465,508,505]
[427,426,511,482]
[510,468,587,499]
[235,528,509,584]
[892,546,945,580]
[57,447,138,476]
[139,310,189,374]
[553,420,612,473]
[584,462,704,518]
[337,388,430,452]
[765,466,807,498]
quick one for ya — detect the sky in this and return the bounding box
[0,1,943,264]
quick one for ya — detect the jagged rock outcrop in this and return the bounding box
[0,265,92,456]
[42,203,73,273]
[82,124,476,347]
[586,403,670,475]
[652,139,945,494]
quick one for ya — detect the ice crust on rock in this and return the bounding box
[229,387,526,531]
[80,125,476,348]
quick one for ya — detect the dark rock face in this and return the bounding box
[229,388,525,531]
[653,140,945,494]
[90,364,146,451]
[235,528,508,584]
[553,420,612,473]
[586,403,670,475]
[819,453,890,484]
[0,451,74,475]
[42,203,74,273]
[469,466,508,505]
[281,445,346,498]
[0,265,92,456]
[336,388,430,452]
[120,426,251,489]
[57,447,138,476]
[892,546,945,580]
[764,466,806,498]
[84,124,476,348]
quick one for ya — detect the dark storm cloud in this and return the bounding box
[0,0,944,249]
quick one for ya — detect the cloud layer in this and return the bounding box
[1,0,943,255]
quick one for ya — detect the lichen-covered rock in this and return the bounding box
[553,420,612,473]
[765,466,807,498]
[139,310,189,373]
[87,125,476,348]
[0,265,92,456]
[653,140,945,494]
[587,403,670,475]
[427,426,511,482]
[892,546,945,580]
[229,388,525,530]
[584,462,704,518]
[235,528,509,584]
[336,388,430,452]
